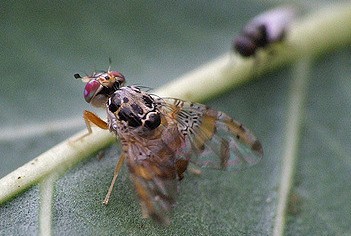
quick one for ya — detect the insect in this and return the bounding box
[233,6,296,57]
[76,69,263,225]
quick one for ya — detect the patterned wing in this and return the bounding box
[121,122,184,225]
[159,98,263,170]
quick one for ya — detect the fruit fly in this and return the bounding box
[76,69,263,225]
[233,6,296,57]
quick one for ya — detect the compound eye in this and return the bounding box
[84,80,101,103]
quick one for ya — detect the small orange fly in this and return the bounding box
[74,69,263,225]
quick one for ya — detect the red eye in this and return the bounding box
[84,80,101,103]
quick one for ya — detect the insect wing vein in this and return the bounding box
[160,98,263,171]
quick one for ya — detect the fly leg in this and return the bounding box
[82,110,109,135]
[103,153,126,205]
[73,110,109,142]
[188,164,202,176]
[175,160,202,181]
[73,110,125,205]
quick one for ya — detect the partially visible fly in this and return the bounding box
[75,69,263,225]
[233,6,296,57]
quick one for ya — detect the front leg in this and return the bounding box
[83,110,109,132]
[74,110,109,141]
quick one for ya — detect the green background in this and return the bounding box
[1,1,350,235]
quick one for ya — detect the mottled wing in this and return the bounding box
[122,128,180,225]
[159,98,263,170]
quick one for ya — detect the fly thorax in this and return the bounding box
[107,86,161,134]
